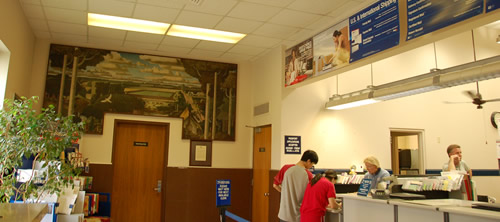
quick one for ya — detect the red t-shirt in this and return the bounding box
[273,164,313,186]
[300,177,336,222]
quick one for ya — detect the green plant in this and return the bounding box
[0,96,84,203]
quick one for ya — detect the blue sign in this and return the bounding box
[357,178,372,196]
[407,0,484,40]
[284,136,301,154]
[349,0,400,63]
[486,0,500,12]
[216,180,231,207]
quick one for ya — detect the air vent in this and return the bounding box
[254,103,269,116]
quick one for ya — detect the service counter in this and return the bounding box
[337,193,500,222]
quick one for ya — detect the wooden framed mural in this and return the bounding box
[43,44,237,141]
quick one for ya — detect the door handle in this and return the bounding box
[264,193,270,196]
[154,180,162,193]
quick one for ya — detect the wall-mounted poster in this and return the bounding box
[43,44,237,141]
[486,0,500,13]
[406,0,484,40]
[349,0,400,63]
[313,19,350,77]
[284,38,314,87]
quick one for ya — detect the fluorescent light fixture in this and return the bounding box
[167,25,246,43]
[88,13,170,34]
[327,99,379,110]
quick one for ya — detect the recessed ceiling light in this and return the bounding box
[167,25,246,44]
[88,13,170,35]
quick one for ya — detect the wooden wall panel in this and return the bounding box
[164,167,252,222]
[81,163,113,193]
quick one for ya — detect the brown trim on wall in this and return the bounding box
[81,163,113,193]
[164,167,252,222]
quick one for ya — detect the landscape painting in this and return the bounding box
[43,44,237,141]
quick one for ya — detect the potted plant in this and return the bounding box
[0,96,84,203]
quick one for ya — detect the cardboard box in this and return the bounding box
[57,213,84,222]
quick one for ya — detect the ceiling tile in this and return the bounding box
[253,23,299,39]
[237,35,281,48]
[41,0,87,11]
[33,31,51,39]
[195,41,234,52]
[21,4,45,19]
[286,28,314,43]
[88,36,125,47]
[88,26,127,40]
[28,19,49,31]
[269,9,321,28]
[123,41,160,50]
[215,17,263,34]
[161,36,200,48]
[125,32,165,44]
[133,4,180,23]
[243,0,294,8]
[174,10,223,28]
[228,44,266,56]
[306,16,339,33]
[44,7,87,24]
[183,0,238,16]
[88,0,135,17]
[287,0,348,15]
[188,49,224,58]
[157,45,192,55]
[136,0,186,9]
[227,2,282,22]
[48,21,87,35]
[328,0,372,20]
[219,52,255,61]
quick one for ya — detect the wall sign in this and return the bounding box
[133,141,148,147]
[349,0,400,63]
[406,0,484,40]
[486,0,500,13]
[284,135,301,154]
[216,180,231,207]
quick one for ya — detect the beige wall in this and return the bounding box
[250,14,500,198]
[0,0,36,100]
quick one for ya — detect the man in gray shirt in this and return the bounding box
[278,150,318,222]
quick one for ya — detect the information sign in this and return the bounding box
[357,178,372,196]
[216,180,231,207]
[284,136,301,154]
[349,0,400,63]
[406,0,483,40]
[486,0,500,13]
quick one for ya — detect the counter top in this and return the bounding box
[440,206,500,220]
[0,203,48,222]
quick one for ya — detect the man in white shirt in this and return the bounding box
[442,144,472,176]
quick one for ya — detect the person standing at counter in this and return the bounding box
[277,150,319,222]
[442,144,472,176]
[363,156,390,190]
[300,170,341,222]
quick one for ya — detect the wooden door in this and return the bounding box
[252,125,272,222]
[111,120,169,222]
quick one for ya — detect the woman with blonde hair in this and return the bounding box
[363,156,390,190]
[300,170,341,222]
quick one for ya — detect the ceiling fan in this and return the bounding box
[444,82,500,109]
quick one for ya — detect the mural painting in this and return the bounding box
[43,44,237,141]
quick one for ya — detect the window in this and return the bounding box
[0,40,11,109]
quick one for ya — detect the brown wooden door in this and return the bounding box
[111,120,169,222]
[252,125,272,222]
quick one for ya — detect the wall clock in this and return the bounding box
[491,112,500,129]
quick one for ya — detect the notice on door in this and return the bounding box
[285,135,301,154]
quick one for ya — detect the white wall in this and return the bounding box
[250,18,500,197]
[0,0,36,100]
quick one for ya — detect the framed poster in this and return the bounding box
[190,140,212,166]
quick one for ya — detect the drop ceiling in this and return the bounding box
[19,0,373,62]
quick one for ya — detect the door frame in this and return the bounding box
[390,128,425,175]
[111,119,170,222]
[252,124,272,222]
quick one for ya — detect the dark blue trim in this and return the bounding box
[426,169,500,176]
[226,211,250,222]
[313,169,500,176]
